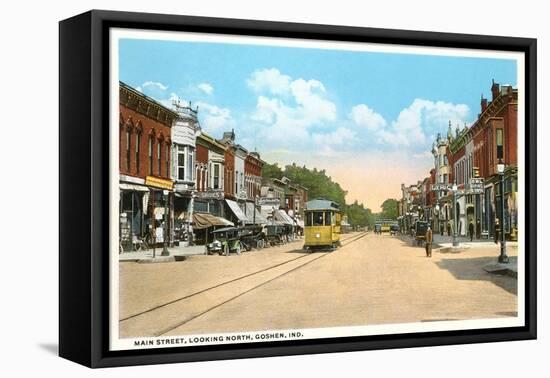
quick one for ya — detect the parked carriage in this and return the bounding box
[264,222,287,246]
[303,198,341,251]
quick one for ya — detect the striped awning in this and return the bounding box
[225,199,248,223]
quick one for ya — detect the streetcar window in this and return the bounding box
[324,211,332,226]
[305,212,313,227]
[313,211,324,226]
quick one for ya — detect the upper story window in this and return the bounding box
[148,136,153,176]
[125,130,131,171]
[496,128,504,160]
[187,147,194,182]
[157,141,162,176]
[212,163,221,189]
[177,146,186,181]
[165,143,170,179]
[135,133,140,173]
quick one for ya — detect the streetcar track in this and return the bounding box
[156,231,369,336]
[120,231,369,330]
[155,252,329,336]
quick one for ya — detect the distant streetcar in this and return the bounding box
[303,198,342,251]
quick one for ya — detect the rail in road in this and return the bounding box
[119,231,369,338]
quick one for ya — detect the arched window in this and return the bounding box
[148,135,153,176]
[165,142,170,179]
[135,132,141,174]
[125,128,131,171]
[157,140,162,176]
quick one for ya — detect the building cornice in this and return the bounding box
[119,82,179,127]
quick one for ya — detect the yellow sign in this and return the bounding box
[145,176,174,190]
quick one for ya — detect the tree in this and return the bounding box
[379,198,399,219]
[261,162,283,180]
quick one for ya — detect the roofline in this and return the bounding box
[119,81,180,119]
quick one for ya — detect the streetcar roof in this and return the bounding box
[305,198,340,211]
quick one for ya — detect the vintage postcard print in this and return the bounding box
[109,28,525,351]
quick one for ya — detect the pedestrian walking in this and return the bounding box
[425,225,433,257]
[476,219,481,239]
[468,220,475,242]
[494,218,500,244]
[447,220,452,237]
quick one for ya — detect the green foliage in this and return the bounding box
[284,163,347,206]
[343,201,375,227]
[261,162,283,180]
[263,162,374,227]
[379,198,399,220]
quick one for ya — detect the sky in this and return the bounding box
[119,38,517,211]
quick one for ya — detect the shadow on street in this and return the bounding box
[436,257,517,295]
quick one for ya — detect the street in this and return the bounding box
[119,232,517,338]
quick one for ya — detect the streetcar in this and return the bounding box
[303,198,341,251]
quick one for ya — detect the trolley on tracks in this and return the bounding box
[303,198,341,251]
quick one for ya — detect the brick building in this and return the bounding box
[194,131,226,217]
[119,81,178,250]
[245,151,264,201]
[468,81,518,239]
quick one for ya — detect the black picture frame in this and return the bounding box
[59,9,537,368]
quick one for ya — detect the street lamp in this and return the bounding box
[161,189,170,256]
[452,182,459,247]
[497,160,509,263]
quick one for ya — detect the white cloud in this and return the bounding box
[158,92,181,109]
[382,99,469,146]
[350,99,470,147]
[312,127,356,146]
[196,102,234,133]
[349,104,387,131]
[247,68,292,95]
[197,83,214,95]
[142,81,168,91]
[248,69,337,140]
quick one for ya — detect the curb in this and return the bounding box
[483,263,518,278]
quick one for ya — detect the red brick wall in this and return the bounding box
[196,144,208,165]
[119,106,172,180]
[505,104,518,166]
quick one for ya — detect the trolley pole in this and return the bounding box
[498,161,509,263]
[161,190,170,256]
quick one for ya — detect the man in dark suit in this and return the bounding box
[425,225,433,258]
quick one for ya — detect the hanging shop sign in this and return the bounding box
[145,176,174,190]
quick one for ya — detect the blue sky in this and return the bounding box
[119,38,517,210]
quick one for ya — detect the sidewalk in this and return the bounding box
[119,244,206,263]
[431,234,518,249]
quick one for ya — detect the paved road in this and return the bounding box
[119,232,517,338]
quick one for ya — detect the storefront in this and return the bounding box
[145,176,174,247]
[119,181,149,252]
